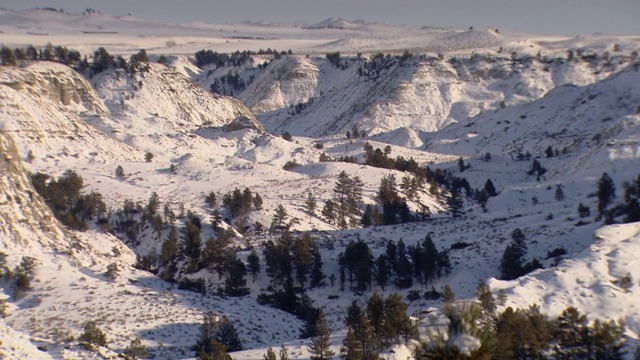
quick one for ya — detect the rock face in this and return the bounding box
[225,114,265,133]
[200,54,635,138]
[0,133,67,250]
[0,62,136,162]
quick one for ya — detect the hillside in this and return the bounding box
[0,9,639,360]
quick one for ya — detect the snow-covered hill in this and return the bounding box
[1,8,639,360]
[195,50,637,138]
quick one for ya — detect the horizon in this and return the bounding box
[0,0,639,36]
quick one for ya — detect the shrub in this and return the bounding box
[283,160,301,170]
[178,277,206,294]
[79,321,107,347]
[407,290,421,301]
[123,337,148,359]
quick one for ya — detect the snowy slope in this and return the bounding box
[0,8,640,360]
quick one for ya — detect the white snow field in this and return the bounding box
[0,7,639,360]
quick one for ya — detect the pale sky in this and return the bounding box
[2,0,639,35]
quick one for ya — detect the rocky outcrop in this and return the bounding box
[225,114,265,133]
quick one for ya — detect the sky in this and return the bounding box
[1,0,639,35]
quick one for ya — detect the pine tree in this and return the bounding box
[123,337,148,359]
[205,192,217,207]
[216,316,243,352]
[475,189,489,212]
[447,187,464,218]
[383,293,415,343]
[321,200,336,225]
[279,344,290,360]
[374,254,389,289]
[597,172,616,217]
[147,192,160,216]
[263,346,277,360]
[160,227,179,279]
[305,192,317,215]
[271,204,290,232]
[1,46,17,66]
[308,310,335,360]
[484,179,498,197]
[475,281,496,319]
[554,307,589,359]
[247,248,261,282]
[458,156,465,172]
[79,320,107,347]
[224,258,250,297]
[442,284,455,304]
[366,292,386,337]
[115,165,125,179]
[292,233,314,287]
[254,193,263,210]
[183,220,202,273]
[578,202,591,218]
[555,184,565,201]
[310,244,325,288]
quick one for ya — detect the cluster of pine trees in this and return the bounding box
[30,170,107,230]
[416,302,628,359]
[341,293,417,359]
[338,236,451,293]
[0,43,151,78]
[257,232,324,337]
[193,311,242,360]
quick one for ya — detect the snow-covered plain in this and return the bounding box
[0,8,639,360]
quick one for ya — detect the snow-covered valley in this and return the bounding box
[0,8,639,360]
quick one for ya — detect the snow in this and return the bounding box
[0,7,639,360]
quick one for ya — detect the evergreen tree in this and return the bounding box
[458,156,465,172]
[205,192,217,208]
[271,204,290,232]
[442,285,455,304]
[374,254,389,289]
[545,145,555,158]
[578,202,591,218]
[247,248,261,282]
[554,307,589,359]
[321,200,336,224]
[279,344,290,360]
[413,303,495,360]
[194,311,218,356]
[309,243,325,288]
[160,227,179,280]
[305,192,317,215]
[1,46,17,66]
[341,314,379,360]
[79,320,107,347]
[528,159,547,181]
[475,281,496,319]
[123,337,148,360]
[224,258,250,296]
[147,192,160,216]
[494,305,552,359]
[292,233,314,287]
[366,292,386,337]
[263,346,277,360]
[484,179,498,197]
[555,184,565,201]
[308,309,335,360]
[597,172,616,217]
[447,187,464,218]
[383,293,416,343]
[475,189,489,212]
[254,193,263,210]
[115,165,125,179]
[183,220,202,273]
[216,316,243,352]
